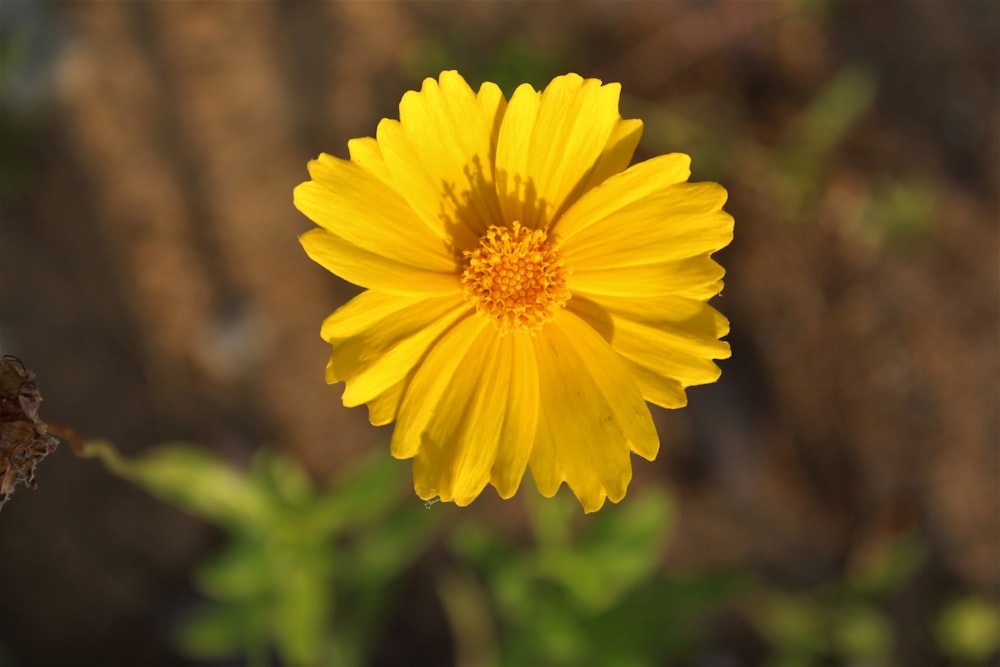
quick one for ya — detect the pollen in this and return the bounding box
[461,222,570,334]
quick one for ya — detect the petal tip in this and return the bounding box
[579,491,609,513]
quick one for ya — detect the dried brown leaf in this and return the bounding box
[0,355,60,510]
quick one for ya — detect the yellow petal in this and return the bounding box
[295,154,455,272]
[376,71,507,251]
[320,290,470,407]
[560,180,733,269]
[620,359,689,409]
[489,330,539,499]
[300,228,459,296]
[575,291,731,342]
[402,323,539,506]
[347,136,393,184]
[496,74,635,230]
[569,295,730,407]
[552,152,692,243]
[389,313,486,460]
[579,118,644,194]
[492,81,538,227]
[320,289,420,342]
[366,379,406,426]
[569,254,726,300]
[529,309,658,513]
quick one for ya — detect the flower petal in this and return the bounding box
[376,71,507,250]
[569,254,726,300]
[409,322,499,505]
[489,331,539,499]
[496,74,636,230]
[366,379,406,426]
[300,228,459,296]
[399,322,540,506]
[619,360,689,409]
[321,290,470,407]
[560,179,733,269]
[389,313,484,460]
[569,295,730,408]
[346,136,393,184]
[529,309,658,512]
[579,118,644,194]
[295,154,455,272]
[550,152,692,243]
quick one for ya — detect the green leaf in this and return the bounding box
[194,540,272,601]
[527,486,576,550]
[833,602,891,661]
[757,592,829,665]
[297,453,409,536]
[541,489,674,611]
[350,502,442,584]
[868,179,937,243]
[502,591,587,667]
[449,521,520,572]
[936,595,1000,662]
[271,553,335,666]
[175,603,260,661]
[785,66,876,167]
[250,449,315,510]
[586,573,746,665]
[85,440,271,529]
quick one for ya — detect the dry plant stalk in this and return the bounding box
[0,355,81,510]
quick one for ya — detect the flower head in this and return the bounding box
[295,71,733,512]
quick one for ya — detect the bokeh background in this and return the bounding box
[1,1,997,666]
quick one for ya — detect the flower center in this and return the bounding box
[461,222,570,334]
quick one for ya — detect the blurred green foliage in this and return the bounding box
[449,489,743,666]
[935,595,1000,663]
[88,439,748,666]
[86,442,441,667]
[87,439,986,667]
[780,67,877,193]
[752,537,925,667]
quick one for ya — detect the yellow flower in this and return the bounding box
[295,71,732,512]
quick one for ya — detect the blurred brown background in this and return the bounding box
[0,1,997,666]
